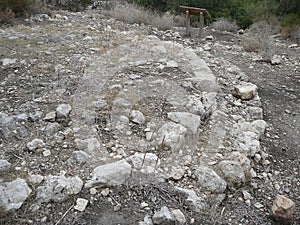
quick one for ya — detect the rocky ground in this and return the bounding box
[0,5,299,225]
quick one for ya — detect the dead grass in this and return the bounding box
[242,21,279,54]
[210,18,239,33]
[109,3,175,31]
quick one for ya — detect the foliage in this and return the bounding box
[0,0,35,16]
[130,0,300,30]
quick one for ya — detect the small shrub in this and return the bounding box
[0,8,15,24]
[280,13,300,42]
[210,18,239,32]
[109,3,174,30]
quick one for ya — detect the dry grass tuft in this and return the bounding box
[109,3,175,31]
[211,18,239,33]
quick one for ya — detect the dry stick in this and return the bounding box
[55,204,74,225]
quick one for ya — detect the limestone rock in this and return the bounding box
[157,122,187,150]
[0,178,32,211]
[44,111,56,122]
[56,103,72,120]
[167,112,201,134]
[85,160,132,188]
[130,110,145,124]
[218,160,246,188]
[44,122,61,136]
[232,82,257,100]
[36,172,83,203]
[175,187,207,212]
[194,166,227,193]
[152,206,175,225]
[251,120,267,138]
[2,58,17,66]
[272,195,295,224]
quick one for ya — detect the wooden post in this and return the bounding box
[185,10,190,34]
[199,11,204,37]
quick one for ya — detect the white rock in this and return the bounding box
[74,198,89,212]
[254,202,264,209]
[130,110,145,124]
[194,166,227,193]
[167,112,201,134]
[251,120,267,138]
[28,174,44,184]
[85,160,132,188]
[0,178,32,211]
[175,187,207,212]
[26,139,45,151]
[43,150,51,157]
[56,104,72,119]
[44,111,56,122]
[242,190,252,200]
[36,172,83,203]
[271,55,281,65]
[172,209,186,224]
[152,206,175,224]
[2,58,17,66]
[232,82,257,100]
[166,60,178,68]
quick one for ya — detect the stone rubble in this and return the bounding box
[1,5,296,224]
[272,194,295,224]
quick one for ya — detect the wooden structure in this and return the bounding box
[180,6,211,36]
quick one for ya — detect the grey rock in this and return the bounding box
[152,206,175,225]
[232,82,257,100]
[28,111,43,122]
[272,194,295,224]
[157,122,187,150]
[67,150,91,164]
[36,172,83,203]
[28,174,44,184]
[218,160,246,188]
[44,122,61,136]
[56,104,72,120]
[194,166,227,193]
[246,106,263,120]
[15,113,28,122]
[0,178,32,211]
[0,159,12,172]
[85,160,132,188]
[167,112,201,134]
[0,113,16,138]
[175,187,207,212]
[75,138,101,154]
[27,139,45,151]
[130,110,145,124]
[44,111,56,122]
[74,198,89,212]
[171,209,186,224]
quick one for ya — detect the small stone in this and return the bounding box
[170,167,185,180]
[74,198,89,212]
[152,206,175,224]
[28,174,44,184]
[2,58,17,66]
[271,55,281,65]
[0,159,12,172]
[56,104,72,120]
[44,111,56,122]
[27,139,45,151]
[245,199,251,207]
[0,178,32,211]
[272,195,295,224]
[254,202,264,209]
[67,151,91,164]
[42,150,51,157]
[206,35,214,40]
[242,190,252,200]
[232,82,257,100]
[171,209,186,224]
[114,204,121,211]
[130,110,145,124]
[90,188,97,195]
[100,188,110,197]
[140,201,149,209]
[274,183,280,190]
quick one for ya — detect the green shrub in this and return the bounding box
[281,13,300,40]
